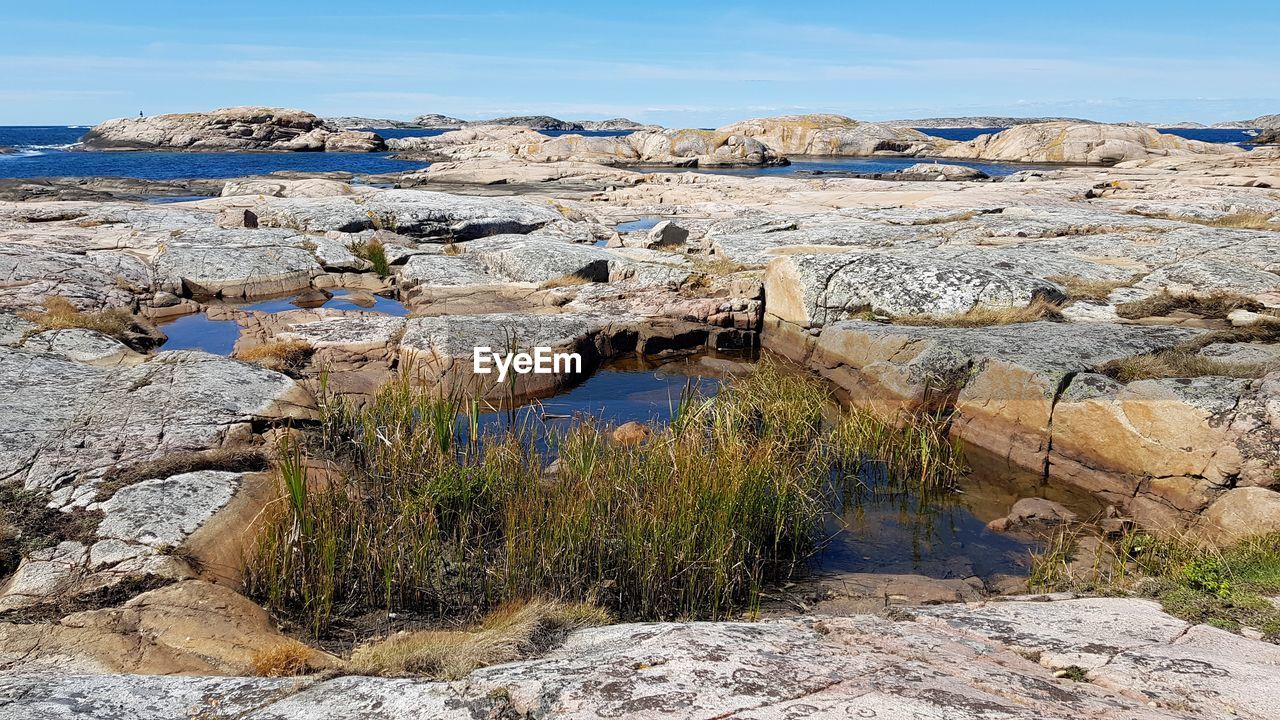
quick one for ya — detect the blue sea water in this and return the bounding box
[665,156,1058,178]
[917,126,1259,145]
[0,124,1258,181]
[0,125,430,180]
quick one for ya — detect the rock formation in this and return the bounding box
[390,125,786,167]
[935,122,1243,164]
[79,107,386,152]
[717,113,941,156]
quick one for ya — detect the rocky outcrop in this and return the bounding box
[717,114,940,156]
[936,122,1243,164]
[4,598,1277,719]
[0,348,312,505]
[897,162,989,180]
[763,315,1278,530]
[391,126,786,167]
[1253,128,1280,145]
[79,108,385,152]
[250,189,565,239]
[763,251,1067,325]
[0,581,332,675]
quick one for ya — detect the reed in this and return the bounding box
[245,358,965,636]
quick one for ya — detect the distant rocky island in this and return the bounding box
[329,113,661,131]
[894,116,1098,128]
[80,107,386,152]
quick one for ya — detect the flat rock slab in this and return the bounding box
[6,598,1275,719]
[0,348,314,506]
[252,189,563,240]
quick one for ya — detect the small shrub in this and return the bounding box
[892,298,1062,328]
[250,644,314,678]
[442,243,462,256]
[1181,557,1231,598]
[236,340,315,374]
[351,599,611,678]
[1031,529,1280,639]
[1115,290,1261,320]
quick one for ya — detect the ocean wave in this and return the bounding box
[18,143,75,151]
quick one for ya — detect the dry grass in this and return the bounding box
[1102,349,1268,382]
[95,448,269,502]
[236,340,314,374]
[892,298,1063,328]
[539,273,595,289]
[1136,210,1279,231]
[441,243,463,256]
[1046,275,1136,303]
[350,599,611,678]
[19,297,135,340]
[690,254,751,277]
[1115,290,1262,320]
[250,644,314,678]
[245,358,965,635]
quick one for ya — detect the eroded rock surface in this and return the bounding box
[2,598,1276,719]
[936,122,1243,164]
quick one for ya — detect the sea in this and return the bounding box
[0,125,1258,181]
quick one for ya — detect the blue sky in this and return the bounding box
[2,1,1277,126]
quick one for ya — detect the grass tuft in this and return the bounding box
[236,340,315,374]
[250,644,314,678]
[351,598,610,678]
[349,239,391,277]
[95,448,269,502]
[1102,349,1269,382]
[1115,290,1262,320]
[19,297,136,341]
[892,298,1062,328]
[539,273,595,289]
[1046,275,1136,303]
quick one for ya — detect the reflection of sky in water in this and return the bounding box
[817,454,1103,579]
[158,290,407,355]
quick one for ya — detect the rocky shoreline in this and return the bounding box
[3,107,1280,718]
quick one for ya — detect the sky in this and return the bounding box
[2,1,1278,126]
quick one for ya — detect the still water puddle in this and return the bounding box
[158,289,407,354]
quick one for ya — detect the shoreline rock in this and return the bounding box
[935,121,1243,164]
[718,113,941,156]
